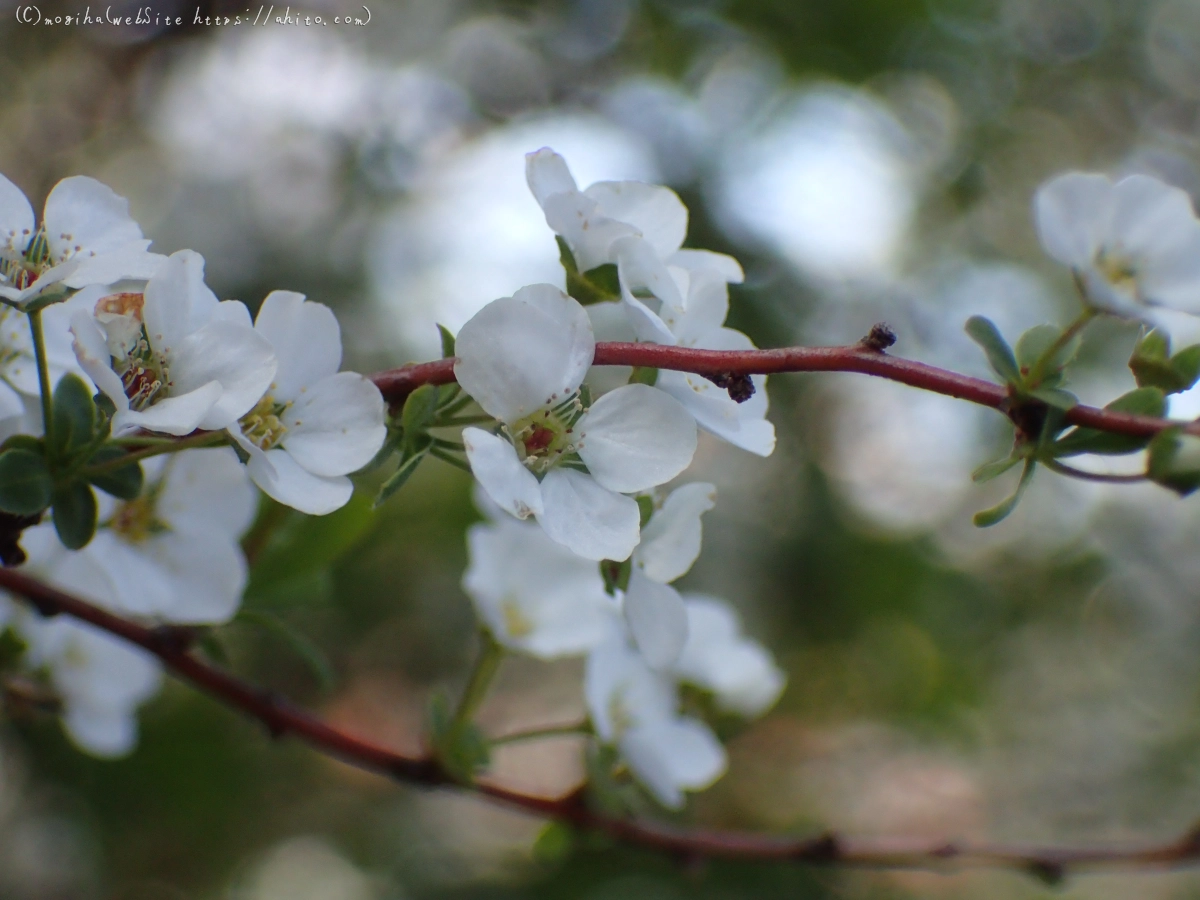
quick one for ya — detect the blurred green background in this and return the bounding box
[6,0,1200,897]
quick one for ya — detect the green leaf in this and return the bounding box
[1052,388,1166,457]
[236,610,336,692]
[972,455,1022,483]
[401,383,439,451]
[0,448,52,515]
[532,822,575,864]
[427,691,491,782]
[437,324,456,359]
[1148,428,1200,495]
[973,459,1035,527]
[628,366,659,387]
[635,495,655,527]
[50,373,97,458]
[374,448,427,507]
[0,435,42,454]
[559,236,621,304]
[85,445,144,500]
[1170,345,1200,391]
[964,316,1020,384]
[51,480,97,549]
[1015,324,1082,387]
[600,557,631,595]
[245,492,376,606]
[1025,387,1078,410]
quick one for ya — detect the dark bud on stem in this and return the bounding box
[860,322,897,353]
[704,372,756,403]
[0,511,44,567]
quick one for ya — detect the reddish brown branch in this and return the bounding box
[3,566,1200,877]
[371,341,1195,439]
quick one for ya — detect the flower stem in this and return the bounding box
[452,631,503,727]
[1042,458,1147,484]
[1026,309,1097,388]
[429,446,472,472]
[491,721,591,746]
[82,430,228,476]
[27,309,53,450]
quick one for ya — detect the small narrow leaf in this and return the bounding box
[972,455,1022,483]
[1026,387,1078,410]
[1015,324,1081,387]
[1052,388,1165,457]
[51,373,97,458]
[85,446,144,500]
[51,480,97,549]
[374,448,427,507]
[1129,329,1200,394]
[1148,428,1200,495]
[965,316,1020,384]
[0,449,52,515]
[401,384,439,443]
[973,459,1035,527]
[437,324,456,359]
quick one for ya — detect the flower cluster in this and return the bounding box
[0,172,386,754]
[452,150,785,809]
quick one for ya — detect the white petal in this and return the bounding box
[454,285,594,423]
[614,235,686,315]
[666,249,744,284]
[247,447,354,515]
[538,469,640,561]
[462,427,543,520]
[81,531,178,617]
[525,148,579,207]
[143,250,220,352]
[43,176,147,262]
[1140,236,1200,313]
[213,299,253,328]
[64,246,165,289]
[63,704,139,758]
[1111,174,1200,260]
[585,181,688,258]
[253,291,343,399]
[280,372,386,477]
[620,291,678,345]
[619,718,726,809]
[0,382,25,421]
[584,629,676,742]
[623,571,688,669]
[635,482,716,583]
[148,528,247,624]
[576,384,697,493]
[669,269,731,346]
[1033,172,1114,269]
[69,309,129,412]
[0,173,34,257]
[542,191,640,273]
[157,447,257,537]
[170,320,277,429]
[656,370,776,457]
[112,382,223,437]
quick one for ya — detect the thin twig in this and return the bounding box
[3,567,1200,877]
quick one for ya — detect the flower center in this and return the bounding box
[508,401,580,475]
[1096,249,1139,295]
[109,496,167,544]
[500,596,534,638]
[94,292,172,411]
[240,394,289,450]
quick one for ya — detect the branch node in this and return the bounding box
[703,372,756,403]
[257,690,290,739]
[148,625,202,655]
[1026,859,1066,886]
[802,831,842,862]
[859,322,897,353]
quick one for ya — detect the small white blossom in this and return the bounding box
[456,284,697,562]
[227,291,386,515]
[1035,171,1200,317]
[0,173,165,308]
[462,508,616,658]
[70,250,277,436]
[585,626,726,809]
[79,448,257,624]
[672,595,785,717]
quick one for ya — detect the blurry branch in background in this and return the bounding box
[372,333,1196,441]
[5,562,1200,883]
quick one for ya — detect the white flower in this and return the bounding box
[1034,172,1200,317]
[622,482,716,669]
[584,627,726,809]
[78,448,257,624]
[227,291,386,515]
[70,250,277,436]
[0,299,85,422]
[456,284,697,562]
[462,512,616,658]
[0,173,165,308]
[2,525,162,758]
[672,595,785,717]
[620,257,775,457]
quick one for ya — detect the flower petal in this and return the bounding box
[542,190,640,273]
[64,245,165,290]
[281,372,386,477]
[170,320,277,430]
[576,384,697,493]
[585,181,688,258]
[112,381,223,437]
[615,235,686,315]
[619,717,726,809]
[525,147,579,207]
[635,482,716,584]
[666,249,744,284]
[1033,172,1114,269]
[69,309,129,412]
[248,447,354,515]
[655,370,776,456]
[148,528,247,624]
[253,291,343,399]
[584,629,676,742]
[623,570,688,669]
[463,427,544,520]
[538,468,640,561]
[1111,174,1200,260]
[156,447,257,537]
[43,176,147,262]
[0,173,34,258]
[454,285,594,423]
[143,250,220,351]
